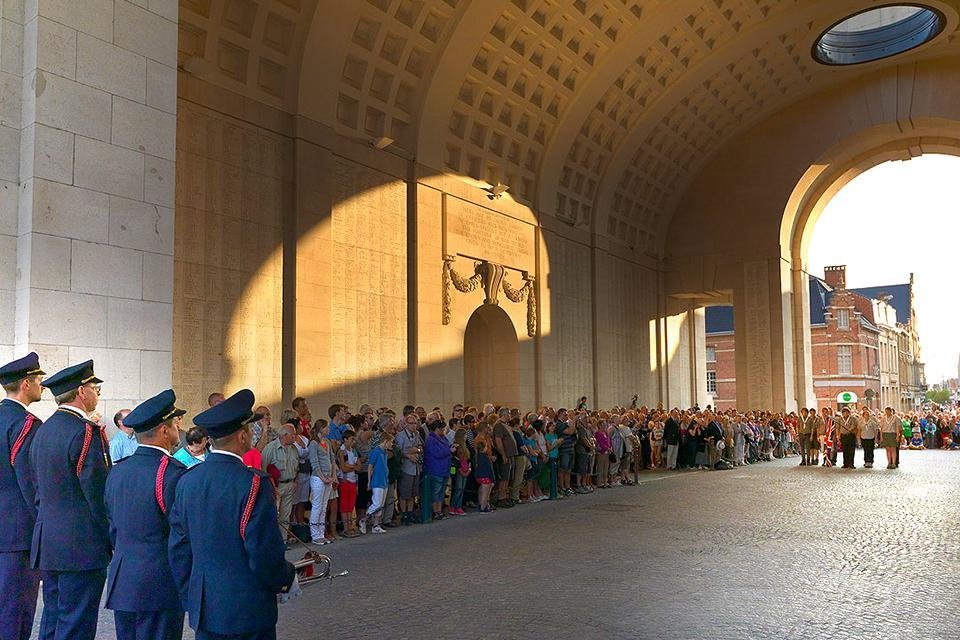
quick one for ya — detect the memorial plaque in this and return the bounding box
[445,195,534,271]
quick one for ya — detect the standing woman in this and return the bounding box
[880,407,901,469]
[860,407,879,469]
[352,414,374,525]
[692,416,709,470]
[638,416,653,470]
[307,419,335,544]
[291,421,311,525]
[594,417,611,488]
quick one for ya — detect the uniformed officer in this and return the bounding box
[169,389,297,640]
[30,360,111,640]
[0,353,45,640]
[104,389,189,640]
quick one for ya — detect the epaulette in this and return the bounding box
[76,420,110,476]
[240,473,262,541]
[246,466,270,478]
[9,413,39,465]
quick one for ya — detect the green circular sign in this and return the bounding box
[840,392,854,403]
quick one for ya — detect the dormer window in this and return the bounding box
[837,308,850,329]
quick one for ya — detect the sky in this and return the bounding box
[807,154,960,383]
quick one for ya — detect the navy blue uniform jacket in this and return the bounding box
[30,407,112,571]
[104,446,187,611]
[0,399,42,552]
[168,452,294,635]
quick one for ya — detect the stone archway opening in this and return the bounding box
[463,304,520,408]
[780,122,960,409]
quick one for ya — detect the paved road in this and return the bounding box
[43,449,960,639]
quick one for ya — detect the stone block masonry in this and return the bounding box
[4,0,178,426]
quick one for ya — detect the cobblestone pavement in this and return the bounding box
[59,450,960,639]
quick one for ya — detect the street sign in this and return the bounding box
[837,391,858,403]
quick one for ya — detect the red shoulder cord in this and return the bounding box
[155,456,170,515]
[76,423,110,478]
[9,414,37,465]
[240,475,261,542]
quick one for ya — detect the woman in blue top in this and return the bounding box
[424,418,453,520]
[172,427,208,468]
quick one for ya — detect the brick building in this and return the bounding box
[706,266,924,411]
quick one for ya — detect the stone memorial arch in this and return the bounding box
[2,0,960,418]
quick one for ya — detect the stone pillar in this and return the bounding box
[690,307,709,408]
[733,258,797,411]
[11,1,177,421]
[0,0,24,365]
[791,263,816,408]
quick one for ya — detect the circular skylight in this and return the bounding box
[813,5,946,65]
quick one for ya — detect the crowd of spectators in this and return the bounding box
[108,393,960,541]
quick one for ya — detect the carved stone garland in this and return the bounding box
[442,255,537,337]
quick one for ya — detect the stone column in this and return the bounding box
[791,262,816,408]
[733,258,797,412]
[0,0,24,365]
[10,1,177,421]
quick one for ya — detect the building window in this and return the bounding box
[838,345,853,375]
[706,371,717,393]
[837,308,850,329]
[706,346,716,363]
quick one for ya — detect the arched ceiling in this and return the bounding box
[178,0,960,256]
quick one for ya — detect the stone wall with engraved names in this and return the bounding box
[173,100,290,417]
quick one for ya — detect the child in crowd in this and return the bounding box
[523,423,546,502]
[337,429,361,537]
[359,432,392,534]
[473,423,496,513]
[909,432,925,449]
[449,428,471,515]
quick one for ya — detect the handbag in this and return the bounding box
[608,452,617,463]
[298,460,312,474]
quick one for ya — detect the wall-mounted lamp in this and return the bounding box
[178,56,205,75]
[371,136,394,150]
[486,182,509,200]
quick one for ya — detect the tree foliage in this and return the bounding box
[925,388,951,404]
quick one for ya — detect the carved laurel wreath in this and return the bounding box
[442,255,537,337]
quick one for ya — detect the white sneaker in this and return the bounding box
[358,519,367,535]
[372,525,386,534]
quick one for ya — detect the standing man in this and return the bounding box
[0,353,45,640]
[394,413,423,524]
[836,406,860,469]
[108,409,135,463]
[797,407,811,466]
[30,360,111,640]
[169,389,297,640]
[807,408,823,466]
[104,389,188,640]
[860,407,879,469]
[261,424,299,536]
[292,397,311,436]
[820,407,835,466]
[327,404,350,442]
[663,409,681,470]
